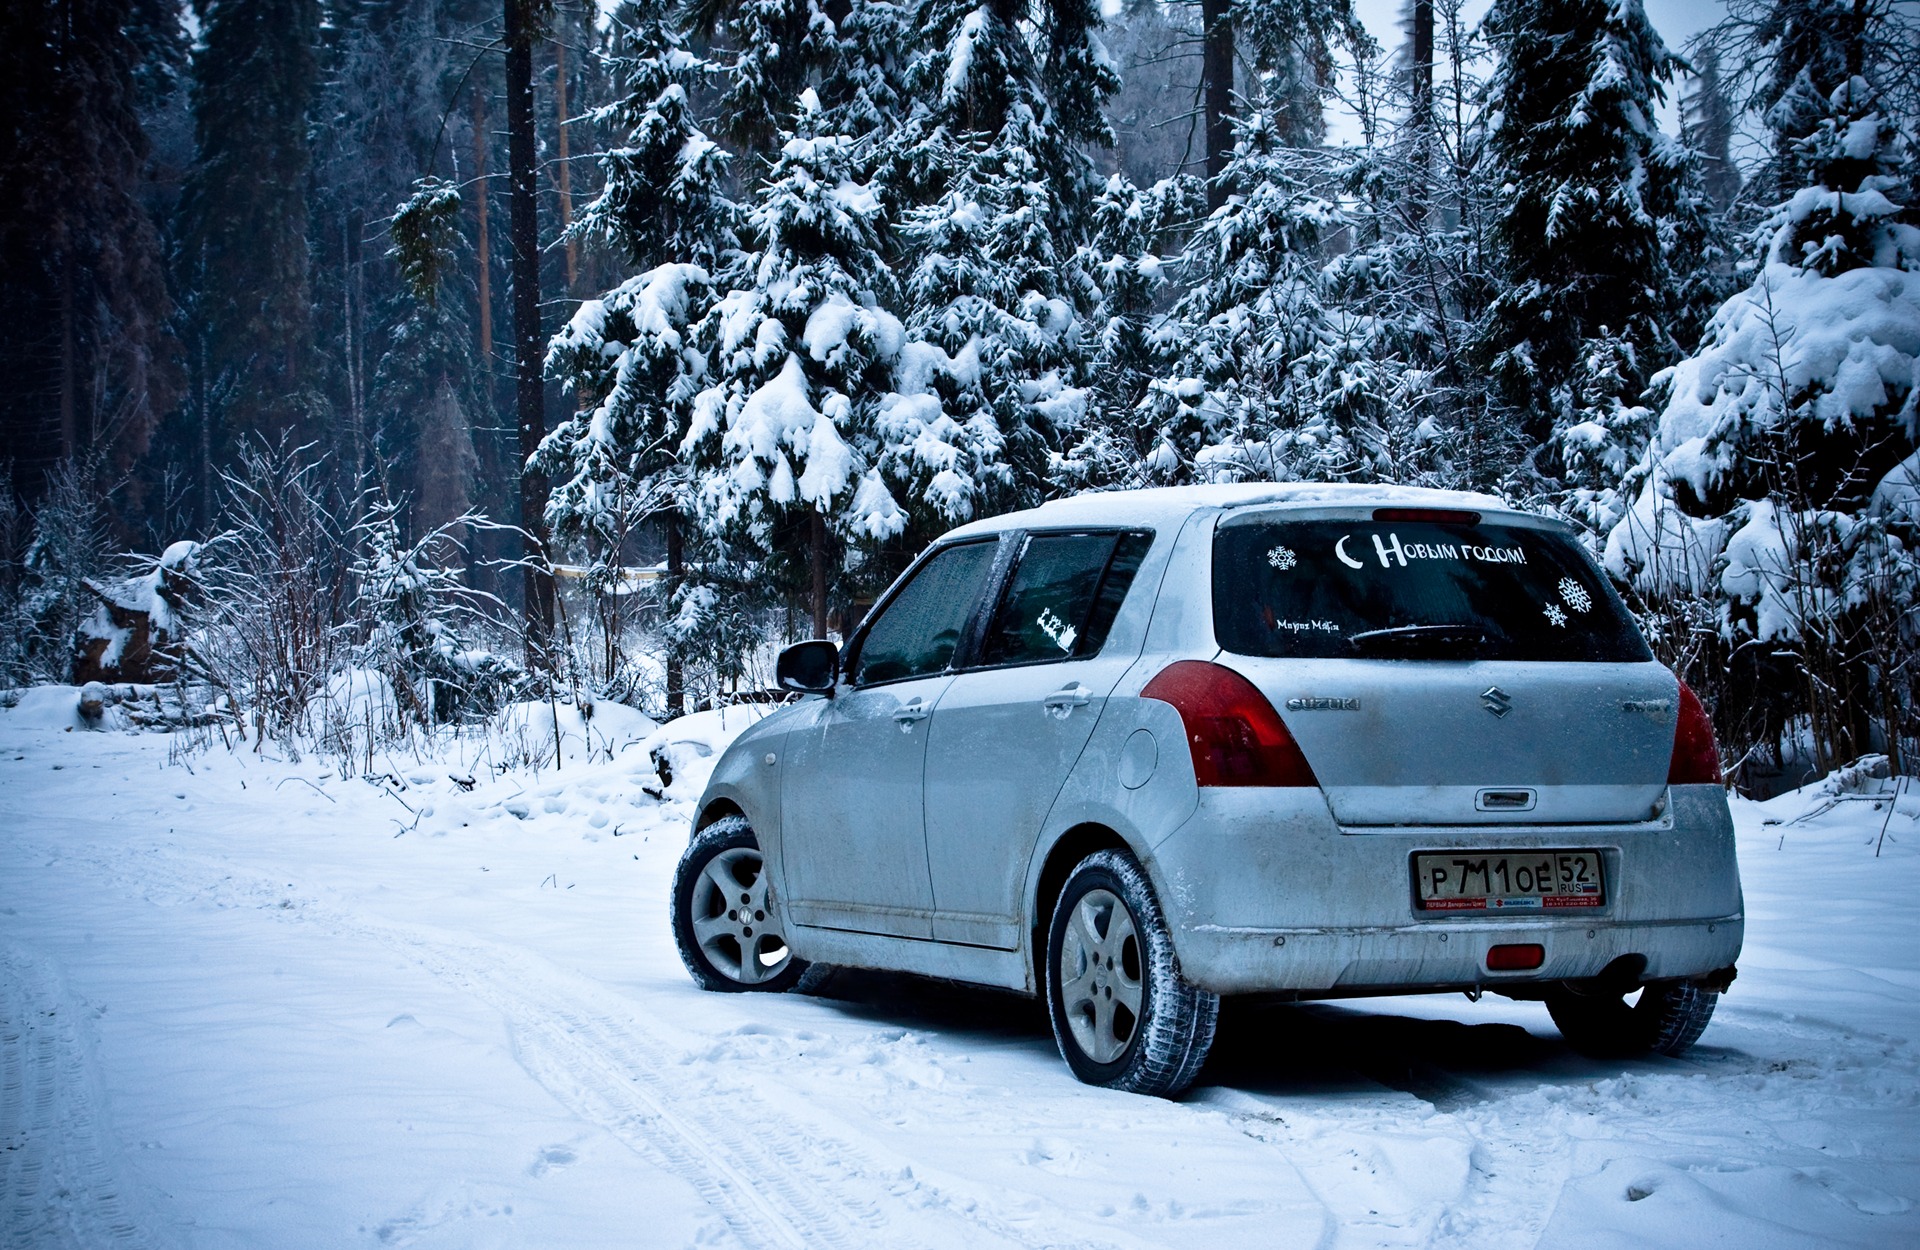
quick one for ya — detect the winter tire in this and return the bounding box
[1045,849,1219,1097]
[672,816,815,993]
[1546,979,1719,1058]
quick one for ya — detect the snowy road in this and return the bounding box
[2,703,1917,1248]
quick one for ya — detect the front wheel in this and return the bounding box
[1045,850,1218,1097]
[1546,979,1718,1058]
[671,816,816,993]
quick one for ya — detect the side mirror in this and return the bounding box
[777,639,840,696]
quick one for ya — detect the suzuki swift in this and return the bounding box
[670,484,1742,1096]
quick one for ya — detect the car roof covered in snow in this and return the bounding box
[940,482,1519,540]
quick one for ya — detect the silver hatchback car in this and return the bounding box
[671,484,1742,1096]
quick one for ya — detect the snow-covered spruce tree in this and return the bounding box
[1130,105,1394,486]
[1605,74,1920,775]
[1052,171,1205,491]
[378,178,490,550]
[1476,0,1709,491]
[887,0,1127,507]
[1301,2,1516,493]
[682,93,910,638]
[702,0,856,158]
[538,4,737,711]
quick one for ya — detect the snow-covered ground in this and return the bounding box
[3,692,1917,1249]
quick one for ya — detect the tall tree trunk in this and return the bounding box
[665,510,684,718]
[59,248,77,460]
[554,37,577,294]
[196,329,212,532]
[473,84,493,369]
[344,211,366,475]
[810,511,828,640]
[505,0,554,659]
[1410,0,1434,227]
[1202,0,1234,210]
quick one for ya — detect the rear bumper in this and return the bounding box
[1146,784,1744,995]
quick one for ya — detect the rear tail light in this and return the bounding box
[1486,944,1544,971]
[1140,660,1319,787]
[1668,680,1723,785]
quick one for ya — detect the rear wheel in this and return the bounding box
[672,816,815,993]
[1045,850,1218,1097]
[1546,979,1718,1058]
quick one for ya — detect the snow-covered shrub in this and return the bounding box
[1605,77,1920,778]
[2,459,113,687]
[193,438,355,751]
[350,501,528,727]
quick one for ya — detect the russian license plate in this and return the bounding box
[1413,850,1605,912]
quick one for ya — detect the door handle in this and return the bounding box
[893,699,931,725]
[1043,685,1092,710]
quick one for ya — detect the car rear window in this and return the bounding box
[1213,515,1650,662]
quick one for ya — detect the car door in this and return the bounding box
[778,538,1002,940]
[921,531,1155,948]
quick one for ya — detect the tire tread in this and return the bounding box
[1046,849,1219,1097]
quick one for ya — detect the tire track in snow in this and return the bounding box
[0,942,173,1250]
[61,839,1094,1250]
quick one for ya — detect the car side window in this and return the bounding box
[979,531,1152,667]
[849,541,999,686]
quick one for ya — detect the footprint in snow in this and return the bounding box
[529,1145,577,1177]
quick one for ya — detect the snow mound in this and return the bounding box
[2,685,90,731]
[637,704,777,801]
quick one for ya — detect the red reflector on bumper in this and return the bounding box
[1487,944,1545,971]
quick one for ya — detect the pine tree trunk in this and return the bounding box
[1410,0,1434,226]
[344,211,366,475]
[473,85,493,369]
[554,37,577,294]
[196,330,212,532]
[1202,0,1234,211]
[665,511,684,718]
[505,0,554,659]
[59,248,76,460]
[810,511,828,640]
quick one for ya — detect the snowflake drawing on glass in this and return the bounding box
[1267,546,1298,571]
[1557,577,1593,614]
[1543,603,1569,628]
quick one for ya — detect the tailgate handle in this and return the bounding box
[1475,788,1537,812]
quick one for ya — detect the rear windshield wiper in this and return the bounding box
[1348,624,1497,655]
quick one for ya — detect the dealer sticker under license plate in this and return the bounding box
[1413,850,1605,912]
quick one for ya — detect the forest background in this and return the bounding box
[0,0,1915,794]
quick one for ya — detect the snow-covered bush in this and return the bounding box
[2,459,113,687]
[192,439,355,750]
[350,501,528,727]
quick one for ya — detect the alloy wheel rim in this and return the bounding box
[1059,887,1144,1063]
[690,847,792,984]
